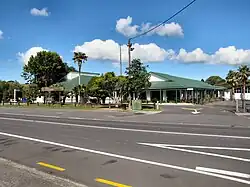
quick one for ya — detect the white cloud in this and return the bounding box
[170,46,250,65]
[211,46,250,65]
[74,39,169,63]
[17,47,48,65]
[30,8,50,16]
[0,30,3,39]
[115,16,139,37]
[173,48,209,63]
[74,40,250,66]
[116,16,183,37]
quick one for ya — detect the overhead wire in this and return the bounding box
[130,0,197,41]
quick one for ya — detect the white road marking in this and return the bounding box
[192,109,201,115]
[1,117,250,140]
[1,112,248,129]
[138,143,250,162]
[141,143,250,152]
[196,166,250,179]
[0,131,250,185]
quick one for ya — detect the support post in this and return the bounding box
[192,90,194,104]
[175,89,178,103]
[146,90,151,101]
[160,89,162,103]
[119,45,122,76]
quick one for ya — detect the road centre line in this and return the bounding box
[138,143,250,162]
[95,178,132,187]
[37,162,65,171]
[195,166,250,179]
[148,144,250,151]
[0,131,249,185]
[1,117,250,140]
[0,112,248,129]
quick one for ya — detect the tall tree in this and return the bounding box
[87,72,118,106]
[73,52,88,104]
[22,84,39,104]
[22,51,70,88]
[125,59,151,99]
[205,76,226,86]
[238,65,250,112]
[87,76,107,104]
[226,70,239,100]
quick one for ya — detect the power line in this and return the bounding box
[130,0,197,40]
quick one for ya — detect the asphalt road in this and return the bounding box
[0,109,250,187]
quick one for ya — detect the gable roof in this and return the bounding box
[150,72,225,90]
[61,74,95,90]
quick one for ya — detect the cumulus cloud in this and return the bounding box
[17,47,48,65]
[0,30,3,39]
[74,39,250,65]
[74,39,171,63]
[171,46,250,65]
[116,16,184,37]
[115,16,139,37]
[30,8,50,16]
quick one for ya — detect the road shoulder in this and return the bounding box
[0,157,87,187]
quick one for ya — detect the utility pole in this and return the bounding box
[119,45,122,75]
[127,39,132,67]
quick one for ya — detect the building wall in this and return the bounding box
[149,75,165,82]
[66,72,98,80]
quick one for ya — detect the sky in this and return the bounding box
[0,0,250,82]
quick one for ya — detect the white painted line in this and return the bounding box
[196,166,250,179]
[1,117,250,140]
[68,117,86,120]
[0,112,247,129]
[145,143,250,152]
[0,131,249,185]
[138,143,250,162]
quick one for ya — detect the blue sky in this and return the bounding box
[0,0,250,82]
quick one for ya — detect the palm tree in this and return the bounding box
[238,65,250,112]
[73,52,88,104]
[226,70,239,100]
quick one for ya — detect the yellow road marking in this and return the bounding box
[95,178,132,187]
[37,162,65,171]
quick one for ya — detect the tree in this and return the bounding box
[238,65,250,112]
[125,59,151,99]
[226,70,239,100]
[87,72,118,106]
[116,75,129,103]
[73,52,88,104]
[22,51,70,88]
[205,76,226,86]
[22,84,39,104]
[87,76,106,104]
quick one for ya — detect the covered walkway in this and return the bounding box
[141,72,225,104]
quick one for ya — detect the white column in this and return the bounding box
[146,90,151,101]
[162,90,166,101]
[14,89,17,103]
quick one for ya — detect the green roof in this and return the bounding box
[150,72,226,90]
[61,74,95,90]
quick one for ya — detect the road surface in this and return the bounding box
[0,109,249,187]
